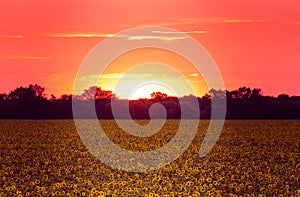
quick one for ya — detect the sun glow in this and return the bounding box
[95,48,209,99]
[129,83,176,100]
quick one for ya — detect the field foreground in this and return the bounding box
[0,120,299,196]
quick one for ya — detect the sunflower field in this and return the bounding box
[0,120,299,196]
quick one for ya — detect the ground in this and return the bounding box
[0,120,299,196]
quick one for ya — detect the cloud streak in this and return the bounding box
[185,17,265,24]
[45,32,188,41]
[79,73,158,82]
[0,35,25,39]
[78,72,204,83]
[121,17,265,27]
[123,35,186,41]
[221,19,264,23]
[189,73,199,77]
[46,33,114,38]
[152,30,208,34]
[0,17,264,41]
[0,55,51,60]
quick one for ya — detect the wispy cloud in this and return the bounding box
[0,17,264,40]
[121,17,265,27]
[152,30,208,34]
[78,73,156,82]
[100,73,124,79]
[187,17,264,24]
[221,19,264,23]
[0,55,51,60]
[0,35,25,39]
[46,32,187,41]
[0,29,207,42]
[46,33,114,38]
[189,73,199,77]
[79,72,205,83]
[123,35,186,41]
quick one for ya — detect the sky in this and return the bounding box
[1,0,300,98]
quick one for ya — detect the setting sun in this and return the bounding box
[0,1,300,196]
[93,47,209,99]
[128,83,176,100]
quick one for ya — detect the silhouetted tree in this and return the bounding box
[79,86,115,100]
[60,94,72,101]
[251,88,262,99]
[151,91,168,101]
[50,94,56,101]
[8,84,46,101]
[209,89,226,99]
[0,84,299,119]
[0,93,7,103]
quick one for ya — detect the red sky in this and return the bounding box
[1,0,300,97]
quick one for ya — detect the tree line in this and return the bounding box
[0,84,299,119]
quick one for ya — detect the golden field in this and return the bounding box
[0,120,299,196]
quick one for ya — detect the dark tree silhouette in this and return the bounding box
[0,93,7,103]
[0,84,299,119]
[79,86,115,100]
[8,84,46,101]
[150,91,168,101]
[3,84,47,118]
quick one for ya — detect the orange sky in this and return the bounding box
[1,0,300,98]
